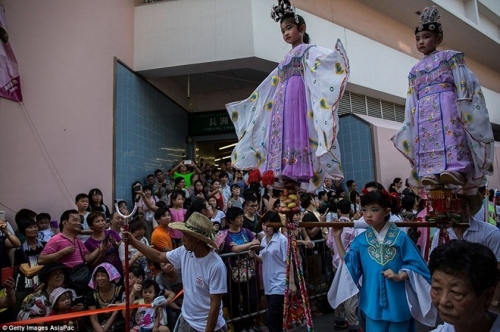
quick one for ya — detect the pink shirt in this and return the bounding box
[40,233,90,268]
[169,208,186,239]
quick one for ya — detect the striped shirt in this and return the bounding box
[40,233,89,268]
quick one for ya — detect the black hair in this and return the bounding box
[364,181,385,191]
[328,197,338,212]
[317,191,327,200]
[170,190,185,207]
[429,240,498,297]
[401,193,417,211]
[300,193,315,209]
[117,200,127,208]
[75,193,89,203]
[129,220,146,233]
[60,209,79,229]
[272,199,281,209]
[226,207,244,224]
[154,206,170,222]
[174,177,185,188]
[147,174,155,180]
[156,201,167,209]
[15,208,37,224]
[261,211,281,233]
[346,180,355,189]
[360,191,391,221]
[219,172,229,179]
[36,212,51,222]
[93,266,108,280]
[129,265,146,280]
[141,279,161,297]
[59,209,78,225]
[187,198,209,220]
[18,218,37,236]
[280,14,310,44]
[109,210,121,221]
[87,211,105,227]
[349,190,359,203]
[489,189,495,202]
[336,199,351,215]
[243,194,258,205]
[88,188,104,204]
[154,169,163,176]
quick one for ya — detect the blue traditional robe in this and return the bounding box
[328,222,436,327]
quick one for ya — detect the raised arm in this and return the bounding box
[122,231,169,263]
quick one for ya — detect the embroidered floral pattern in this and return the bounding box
[365,223,400,265]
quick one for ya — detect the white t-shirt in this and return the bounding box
[211,210,226,224]
[166,246,227,331]
[430,216,500,261]
[260,232,288,295]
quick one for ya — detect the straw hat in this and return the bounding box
[49,287,76,309]
[169,212,216,248]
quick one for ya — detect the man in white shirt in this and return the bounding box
[123,212,227,332]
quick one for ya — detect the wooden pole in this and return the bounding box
[266,221,470,228]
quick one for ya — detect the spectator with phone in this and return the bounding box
[138,185,159,241]
[84,212,123,276]
[153,169,172,205]
[171,159,201,188]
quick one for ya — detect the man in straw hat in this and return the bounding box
[123,212,227,332]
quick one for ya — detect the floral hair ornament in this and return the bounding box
[415,6,443,35]
[271,0,299,24]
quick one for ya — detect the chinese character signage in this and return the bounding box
[0,7,23,102]
[189,111,235,136]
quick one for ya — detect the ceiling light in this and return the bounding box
[219,143,237,150]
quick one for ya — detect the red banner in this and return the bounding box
[0,6,23,102]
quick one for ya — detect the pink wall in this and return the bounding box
[0,0,135,223]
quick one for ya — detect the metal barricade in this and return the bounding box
[219,237,332,329]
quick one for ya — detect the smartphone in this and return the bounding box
[0,211,5,221]
[184,160,192,165]
[134,184,142,192]
[1,267,13,285]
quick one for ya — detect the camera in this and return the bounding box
[162,183,167,188]
[133,184,142,192]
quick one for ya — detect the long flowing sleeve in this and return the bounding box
[301,39,350,192]
[450,52,494,185]
[226,68,279,171]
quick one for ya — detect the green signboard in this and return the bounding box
[188,110,235,136]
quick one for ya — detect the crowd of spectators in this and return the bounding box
[1,160,500,331]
